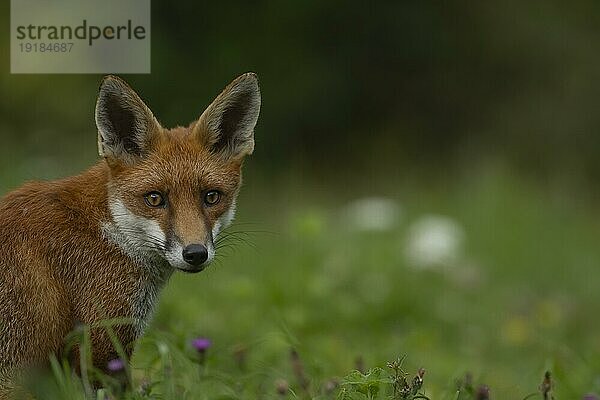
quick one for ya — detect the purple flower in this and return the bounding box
[583,394,600,400]
[191,337,212,352]
[476,385,490,400]
[107,358,125,372]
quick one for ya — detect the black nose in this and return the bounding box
[182,244,209,266]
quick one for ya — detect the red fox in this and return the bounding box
[0,73,261,391]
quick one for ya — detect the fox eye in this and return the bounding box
[204,190,221,206]
[144,191,166,208]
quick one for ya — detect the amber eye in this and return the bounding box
[144,191,166,208]
[204,190,221,206]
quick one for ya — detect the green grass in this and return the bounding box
[15,168,600,399]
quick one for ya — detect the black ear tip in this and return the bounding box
[98,75,129,92]
[235,72,259,88]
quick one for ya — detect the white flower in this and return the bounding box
[342,197,401,232]
[405,215,464,269]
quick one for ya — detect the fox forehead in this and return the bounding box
[110,126,243,193]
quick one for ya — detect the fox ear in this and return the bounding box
[193,73,261,159]
[95,75,161,163]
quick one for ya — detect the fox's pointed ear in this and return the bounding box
[193,73,261,160]
[95,75,161,164]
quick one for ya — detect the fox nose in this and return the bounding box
[182,244,209,266]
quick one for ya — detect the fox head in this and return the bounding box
[95,73,260,273]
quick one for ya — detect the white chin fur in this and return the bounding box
[106,198,167,260]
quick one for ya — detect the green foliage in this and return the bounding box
[338,361,428,400]
[340,368,388,399]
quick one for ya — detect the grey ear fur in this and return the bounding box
[193,73,261,159]
[95,76,161,163]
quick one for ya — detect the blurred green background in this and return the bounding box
[2,1,600,398]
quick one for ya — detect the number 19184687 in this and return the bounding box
[19,42,74,52]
